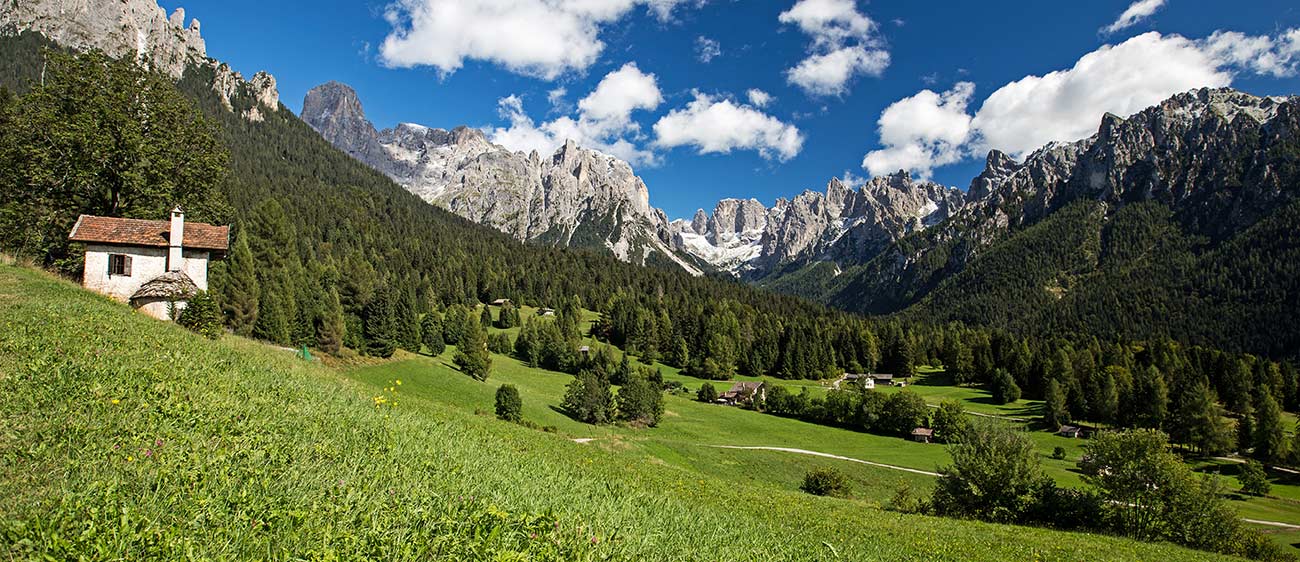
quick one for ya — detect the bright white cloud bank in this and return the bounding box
[653,92,804,161]
[489,63,662,165]
[1102,0,1166,34]
[864,30,1300,178]
[779,0,889,96]
[380,0,697,79]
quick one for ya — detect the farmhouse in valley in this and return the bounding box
[68,207,229,320]
[718,381,766,406]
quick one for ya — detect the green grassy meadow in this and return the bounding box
[0,263,1277,560]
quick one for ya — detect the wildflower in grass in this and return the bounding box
[143,449,152,457]
[111,399,120,404]
[126,456,134,462]
[396,379,402,386]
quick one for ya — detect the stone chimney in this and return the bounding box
[169,206,184,272]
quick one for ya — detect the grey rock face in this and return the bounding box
[301,82,696,272]
[670,172,966,275]
[1,0,278,120]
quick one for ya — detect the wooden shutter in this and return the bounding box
[123,255,132,277]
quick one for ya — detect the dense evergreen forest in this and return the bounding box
[2,37,1298,467]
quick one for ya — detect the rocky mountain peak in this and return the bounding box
[3,0,278,119]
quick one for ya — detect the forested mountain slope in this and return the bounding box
[765,89,1300,359]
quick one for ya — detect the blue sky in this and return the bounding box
[160,0,1299,219]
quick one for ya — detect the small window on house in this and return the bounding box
[108,254,132,277]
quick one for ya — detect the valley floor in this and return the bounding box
[0,263,1278,560]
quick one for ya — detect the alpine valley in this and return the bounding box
[303,80,1300,359]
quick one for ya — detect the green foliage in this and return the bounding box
[1043,379,1068,428]
[420,312,445,356]
[454,316,491,381]
[616,374,664,427]
[991,368,1021,404]
[487,332,514,355]
[1252,388,1287,464]
[480,305,493,328]
[883,390,929,437]
[931,420,1051,523]
[1051,446,1067,460]
[931,400,970,444]
[561,370,614,425]
[176,291,223,340]
[1239,460,1271,496]
[696,382,717,403]
[1078,429,1268,557]
[221,234,259,336]
[363,286,397,358]
[885,479,927,514]
[1173,382,1235,456]
[494,384,523,423]
[800,468,850,498]
[0,49,227,269]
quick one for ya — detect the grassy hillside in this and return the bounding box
[0,263,1246,560]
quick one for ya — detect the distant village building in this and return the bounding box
[68,207,229,320]
[490,298,511,306]
[718,381,766,406]
[911,427,934,443]
[842,373,876,389]
[538,307,556,317]
[1058,425,1082,439]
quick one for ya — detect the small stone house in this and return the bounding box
[69,207,229,320]
[911,427,934,443]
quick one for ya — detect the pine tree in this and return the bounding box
[480,305,493,328]
[253,290,290,345]
[562,370,614,424]
[1176,382,1233,455]
[494,384,523,422]
[222,234,258,336]
[1043,378,1068,428]
[395,284,421,352]
[317,286,345,356]
[1093,370,1119,425]
[176,290,222,339]
[991,368,1021,404]
[1253,388,1287,464]
[1132,366,1169,429]
[455,315,491,381]
[612,353,633,386]
[420,312,445,356]
[363,287,397,358]
[617,374,664,427]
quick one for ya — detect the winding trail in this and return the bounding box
[705,445,941,477]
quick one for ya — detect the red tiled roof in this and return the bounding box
[68,215,229,251]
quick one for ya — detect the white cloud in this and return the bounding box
[695,36,721,63]
[779,0,889,96]
[547,87,568,109]
[862,29,1299,178]
[863,82,974,177]
[1102,0,1166,35]
[786,45,889,96]
[1202,28,1300,78]
[379,0,699,79]
[653,92,804,161]
[488,63,662,166]
[746,89,773,108]
[645,0,703,22]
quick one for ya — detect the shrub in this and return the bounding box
[696,382,717,403]
[886,479,927,514]
[801,468,850,498]
[617,374,664,427]
[561,370,614,424]
[1239,460,1271,496]
[931,419,1051,523]
[495,384,523,423]
[932,400,970,444]
[176,290,222,340]
[1051,446,1067,460]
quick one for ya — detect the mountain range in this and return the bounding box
[6,0,1299,358]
